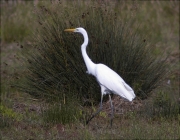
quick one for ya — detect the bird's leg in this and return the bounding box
[86,93,103,125]
[109,94,114,127]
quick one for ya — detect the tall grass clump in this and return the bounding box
[17,1,168,105]
[42,101,81,125]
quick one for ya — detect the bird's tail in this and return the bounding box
[122,82,136,101]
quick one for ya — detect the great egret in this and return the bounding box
[64,27,136,126]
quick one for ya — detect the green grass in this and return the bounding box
[1,0,179,139]
[1,2,35,43]
[42,101,82,126]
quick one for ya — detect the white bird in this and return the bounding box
[64,27,136,126]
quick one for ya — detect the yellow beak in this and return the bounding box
[64,28,75,32]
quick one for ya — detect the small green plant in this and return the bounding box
[141,91,179,119]
[0,105,23,128]
[42,100,81,125]
[153,91,179,118]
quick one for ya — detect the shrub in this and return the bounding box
[141,91,179,119]
[17,1,167,105]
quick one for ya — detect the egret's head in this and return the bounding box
[64,27,86,34]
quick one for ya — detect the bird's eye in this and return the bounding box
[76,29,79,32]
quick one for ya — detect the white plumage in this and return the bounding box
[95,64,135,101]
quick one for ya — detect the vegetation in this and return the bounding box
[1,2,34,42]
[1,0,179,139]
[17,1,167,103]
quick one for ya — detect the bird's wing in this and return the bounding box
[121,81,134,91]
[95,64,135,101]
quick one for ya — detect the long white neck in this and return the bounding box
[81,31,96,76]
